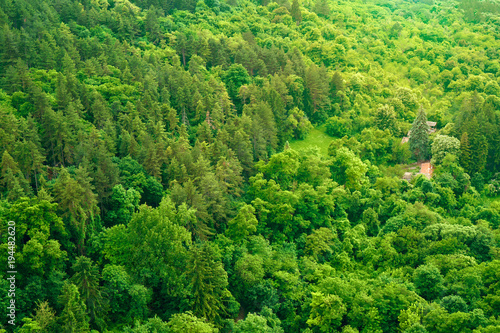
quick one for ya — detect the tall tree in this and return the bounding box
[103,197,192,315]
[58,282,90,333]
[71,256,107,330]
[291,0,302,25]
[431,135,460,165]
[471,133,488,174]
[304,63,330,122]
[459,132,472,173]
[187,242,231,323]
[1,150,31,200]
[409,107,430,161]
[14,117,45,191]
[53,168,98,253]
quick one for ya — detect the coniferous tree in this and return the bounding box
[471,133,488,174]
[304,63,330,122]
[53,167,98,253]
[32,301,56,332]
[71,256,107,330]
[291,0,302,25]
[15,116,46,190]
[460,132,472,174]
[462,117,489,174]
[187,242,230,323]
[1,150,31,200]
[409,107,430,161]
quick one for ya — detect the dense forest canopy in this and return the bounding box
[0,0,500,332]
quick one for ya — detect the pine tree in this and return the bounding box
[330,71,345,107]
[53,167,98,253]
[409,107,430,161]
[471,134,488,174]
[90,91,112,129]
[2,169,26,201]
[291,0,302,25]
[1,150,31,200]
[71,256,107,330]
[460,132,472,174]
[304,63,330,122]
[215,155,243,197]
[14,117,46,191]
[243,102,278,160]
[187,242,230,322]
[42,108,70,166]
[464,117,489,174]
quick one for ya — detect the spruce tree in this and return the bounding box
[1,150,31,200]
[187,242,230,322]
[464,117,489,174]
[409,107,430,162]
[471,134,488,174]
[291,0,302,25]
[71,256,107,329]
[460,132,472,174]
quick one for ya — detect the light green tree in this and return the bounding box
[168,312,218,333]
[226,204,258,242]
[431,135,460,165]
[307,292,347,332]
[330,147,368,189]
[234,312,283,333]
[58,282,90,333]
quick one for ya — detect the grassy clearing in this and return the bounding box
[483,194,500,207]
[289,125,333,156]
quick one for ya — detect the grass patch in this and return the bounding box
[483,194,500,206]
[289,125,333,156]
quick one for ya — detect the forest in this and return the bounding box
[0,0,500,332]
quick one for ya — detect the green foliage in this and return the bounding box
[234,311,283,333]
[329,147,368,190]
[325,116,350,138]
[307,291,346,332]
[374,104,399,135]
[409,108,430,162]
[187,242,232,323]
[105,184,141,227]
[413,265,444,301]
[226,204,258,242]
[71,256,107,329]
[167,311,218,333]
[431,135,460,165]
[0,0,500,332]
[58,282,90,333]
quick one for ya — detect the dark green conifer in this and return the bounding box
[409,107,430,161]
[460,132,472,173]
[291,0,302,25]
